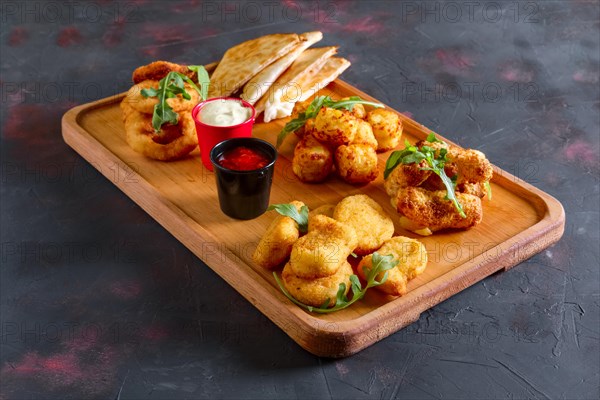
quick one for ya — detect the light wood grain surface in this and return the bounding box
[62,80,564,357]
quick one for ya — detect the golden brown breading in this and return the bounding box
[123,80,200,115]
[415,140,493,186]
[291,99,314,138]
[333,195,395,256]
[457,182,487,198]
[357,236,427,296]
[313,107,358,146]
[289,215,357,279]
[351,120,378,149]
[394,187,483,232]
[452,149,494,185]
[292,134,333,183]
[366,109,402,152]
[339,97,367,119]
[334,144,379,185]
[383,159,431,198]
[122,108,198,161]
[282,260,353,307]
[132,61,195,84]
[252,201,305,269]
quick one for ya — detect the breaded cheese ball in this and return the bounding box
[290,99,314,138]
[333,194,394,255]
[289,215,357,279]
[313,107,358,146]
[339,97,367,119]
[292,134,333,183]
[352,120,378,149]
[252,200,305,269]
[357,236,428,296]
[282,260,353,308]
[335,144,379,185]
[366,109,403,152]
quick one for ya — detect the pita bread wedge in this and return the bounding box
[240,31,323,105]
[208,33,300,98]
[262,57,351,123]
[284,56,351,103]
[255,46,338,120]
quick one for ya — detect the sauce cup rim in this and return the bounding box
[192,97,256,129]
[210,138,277,174]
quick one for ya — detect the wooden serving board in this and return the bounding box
[62,80,564,358]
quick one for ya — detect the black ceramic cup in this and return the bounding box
[210,138,277,220]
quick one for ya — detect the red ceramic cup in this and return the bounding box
[192,97,256,171]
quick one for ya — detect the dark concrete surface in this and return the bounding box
[1,1,599,399]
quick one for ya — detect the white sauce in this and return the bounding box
[263,87,295,123]
[200,99,251,127]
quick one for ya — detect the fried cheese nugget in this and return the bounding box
[282,260,353,307]
[395,187,483,232]
[340,97,367,119]
[357,236,427,296]
[252,201,305,269]
[291,99,314,138]
[415,140,493,186]
[352,120,378,149]
[313,107,358,146]
[333,195,394,256]
[367,109,403,152]
[335,144,379,185]
[383,160,431,198]
[132,61,195,84]
[292,134,333,183]
[289,215,357,279]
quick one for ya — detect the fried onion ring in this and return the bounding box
[132,61,195,84]
[123,80,200,115]
[122,108,198,161]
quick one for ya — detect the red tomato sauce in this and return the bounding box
[218,146,271,171]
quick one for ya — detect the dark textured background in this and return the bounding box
[1,1,599,399]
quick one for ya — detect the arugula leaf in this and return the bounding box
[141,69,209,132]
[484,181,492,200]
[384,134,466,218]
[267,203,309,233]
[276,96,384,148]
[273,252,399,314]
[188,65,210,101]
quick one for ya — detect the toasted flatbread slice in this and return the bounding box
[285,56,351,102]
[208,33,300,98]
[262,56,350,123]
[240,31,323,105]
[256,46,338,120]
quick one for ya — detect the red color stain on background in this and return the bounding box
[56,26,83,47]
[141,324,169,342]
[8,27,29,47]
[3,104,48,140]
[564,140,599,168]
[140,24,190,44]
[174,0,201,13]
[573,69,599,84]
[6,352,83,385]
[342,16,385,34]
[499,64,535,83]
[109,280,142,300]
[103,20,126,47]
[435,49,475,72]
